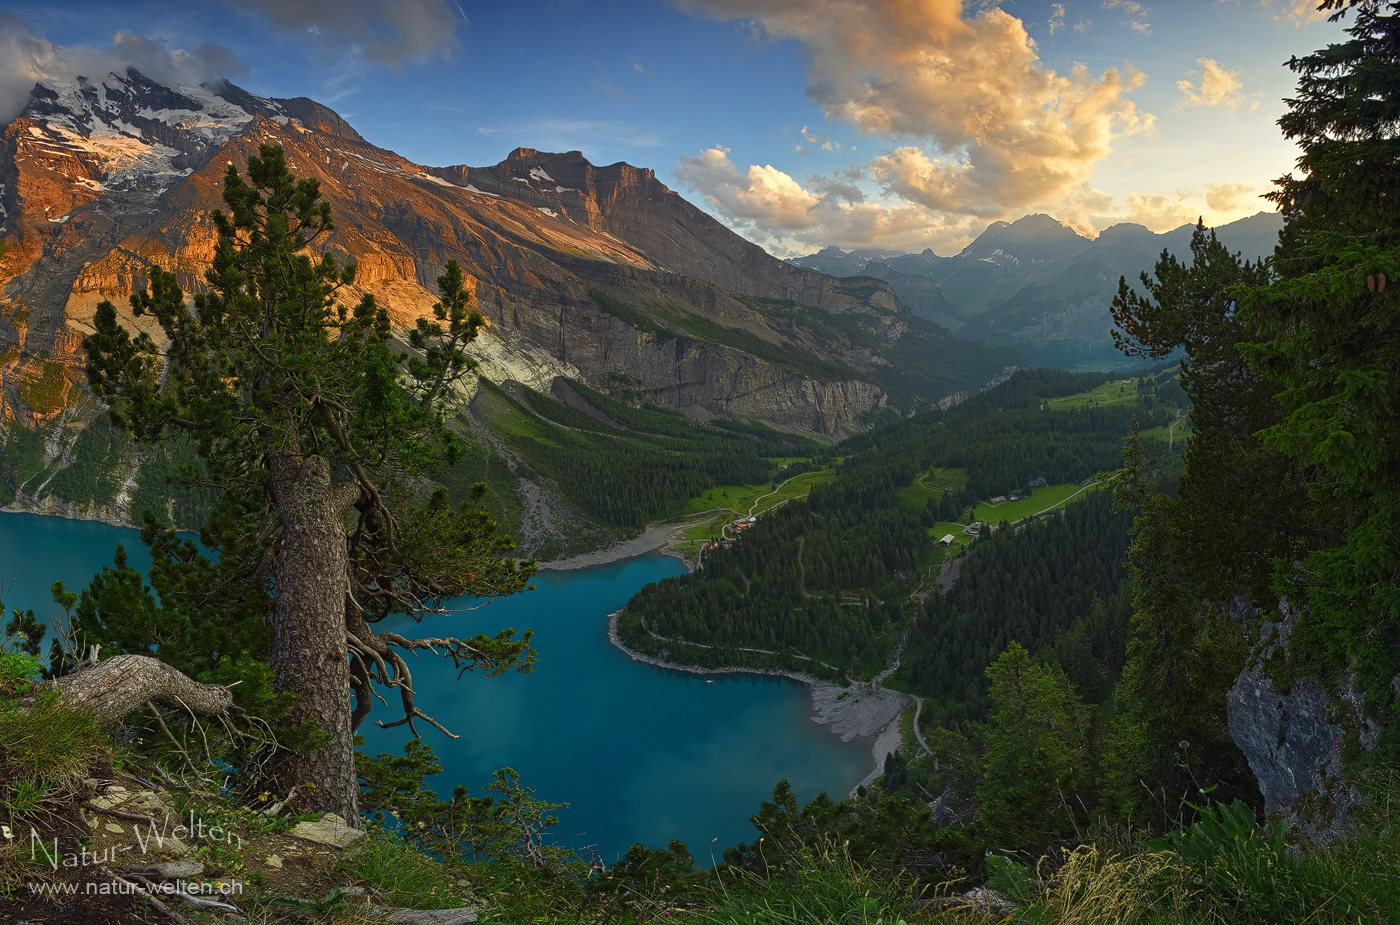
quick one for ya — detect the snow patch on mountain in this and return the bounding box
[17,72,260,198]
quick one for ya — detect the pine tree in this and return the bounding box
[83,145,536,820]
[977,642,1095,853]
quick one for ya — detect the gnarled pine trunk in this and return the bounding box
[50,653,234,727]
[267,452,359,822]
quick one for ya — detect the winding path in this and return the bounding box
[635,614,842,673]
[910,696,931,756]
[1023,483,1092,520]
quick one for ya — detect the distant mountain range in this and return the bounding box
[791,211,1284,369]
[0,68,1020,438]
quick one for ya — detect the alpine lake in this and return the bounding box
[0,511,871,860]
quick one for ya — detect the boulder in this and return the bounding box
[290,813,366,849]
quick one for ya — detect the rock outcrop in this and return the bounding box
[1226,601,1380,841]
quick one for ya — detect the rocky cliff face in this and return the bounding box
[1,71,1019,441]
[1226,600,1379,842]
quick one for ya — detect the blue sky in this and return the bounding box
[0,1,1344,254]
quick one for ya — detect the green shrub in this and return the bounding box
[705,839,921,925]
[336,827,458,909]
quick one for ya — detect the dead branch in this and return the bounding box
[145,701,201,777]
[378,631,521,678]
[82,801,161,828]
[47,654,233,729]
[96,866,189,924]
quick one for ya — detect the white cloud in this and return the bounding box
[1048,3,1066,34]
[1205,181,1257,212]
[240,0,462,66]
[675,147,819,229]
[674,146,982,253]
[800,126,839,152]
[0,12,248,125]
[1177,57,1253,110]
[1102,0,1151,34]
[674,0,1151,219]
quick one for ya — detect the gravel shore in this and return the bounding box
[606,610,908,793]
[538,525,689,571]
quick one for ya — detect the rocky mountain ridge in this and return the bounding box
[0,69,1021,546]
[0,69,1019,434]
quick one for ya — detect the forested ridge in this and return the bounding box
[620,367,1177,710]
[466,378,819,530]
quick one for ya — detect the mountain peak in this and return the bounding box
[959,212,1089,265]
[1096,222,1156,242]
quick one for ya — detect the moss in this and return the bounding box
[16,360,69,415]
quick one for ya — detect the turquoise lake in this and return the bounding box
[0,512,871,860]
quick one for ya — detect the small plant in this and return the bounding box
[1151,798,1285,866]
[5,776,49,813]
[272,887,350,915]
[0,650,40,699]
[704,838,915,924]
[0,841,50,897]
[0,687,107,789]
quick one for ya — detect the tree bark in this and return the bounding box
[267,451,359,822]
[49,653,233,728]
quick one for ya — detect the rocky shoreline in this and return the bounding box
[539,524,691,572]
[606,609,908,795]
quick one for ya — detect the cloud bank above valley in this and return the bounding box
[669,0,1295,255]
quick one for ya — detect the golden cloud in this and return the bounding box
[674,0,1151,217]
[674,146,980,253]
[675,147,820,229]
[1205,181,1257,212]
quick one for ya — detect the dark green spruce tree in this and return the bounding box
[1239,0,1400,758]
[1105,228,1290,822]
[83,145,536,820]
